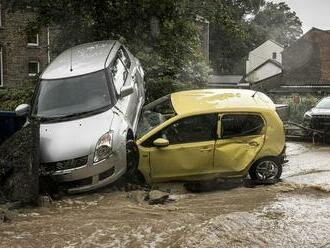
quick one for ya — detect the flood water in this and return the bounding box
[1,142,330,248]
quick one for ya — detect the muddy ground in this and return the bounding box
[1,142,330,248]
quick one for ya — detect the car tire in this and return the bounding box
[126,140,139,175]
[124,139,146,184]
[249,157,282,182]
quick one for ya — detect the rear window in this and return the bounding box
[221,114,264,139]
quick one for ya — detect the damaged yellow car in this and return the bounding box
[135,89,286,184]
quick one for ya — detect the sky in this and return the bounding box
[271,0,330,33]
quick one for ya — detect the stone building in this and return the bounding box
[0,3,50,88]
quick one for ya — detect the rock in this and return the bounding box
[127,190,147,204]
[0,209,11,223]
[37,195,52,208]
[147,190,170,205]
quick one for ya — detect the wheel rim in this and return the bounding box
[255,160,279,180]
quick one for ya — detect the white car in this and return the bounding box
[16,40,145,193]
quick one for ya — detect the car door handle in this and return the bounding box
[200,147,212,152]
[248,141,259,147]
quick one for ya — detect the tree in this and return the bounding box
[207,0,266,74]
[16,0,213,101]
[250,2,303,48]
[208,1,302,74]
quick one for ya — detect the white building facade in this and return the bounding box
[245,40,284,83]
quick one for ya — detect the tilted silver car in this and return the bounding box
[16,40,145,193]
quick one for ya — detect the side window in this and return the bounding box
[144,114,217,146]
[111,53,128,94]
[221,114,264,139]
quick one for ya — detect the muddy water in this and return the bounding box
[1,142,330,248]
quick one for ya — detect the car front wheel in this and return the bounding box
[249,157,282,181]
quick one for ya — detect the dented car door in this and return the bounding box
[214,113,265,175]
[147,114,218,181]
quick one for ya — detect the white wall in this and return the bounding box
[246,62,282,83]
[246,40,283,74]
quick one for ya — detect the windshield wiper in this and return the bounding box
[34,110,96,122]
[33,105,110,122]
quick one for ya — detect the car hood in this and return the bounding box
[310,108,330,115]
[40,110,114,163]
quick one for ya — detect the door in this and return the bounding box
[111,47,138,126]
[214,113,265,174]
[145,114,218,180]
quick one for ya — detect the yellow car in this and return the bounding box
[135,89,286,184]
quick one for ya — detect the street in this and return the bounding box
[1,141,330,248]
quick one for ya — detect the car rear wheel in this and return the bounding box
[249,157,282,181]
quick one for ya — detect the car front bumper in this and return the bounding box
[46,154,126,194]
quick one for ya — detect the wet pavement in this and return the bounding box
[1,141,330,248]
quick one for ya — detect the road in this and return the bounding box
[1,142,330,248]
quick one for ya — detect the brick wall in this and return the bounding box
[282,28,330,85]
[0,6,49,88]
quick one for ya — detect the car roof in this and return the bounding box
[170,89,276,115]
[41,40,117,80]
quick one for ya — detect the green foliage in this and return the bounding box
[30,0,212,101]
[0,87,34,111]
[209,1,302,74]
[250,2,303,48]
[274,95,319,123]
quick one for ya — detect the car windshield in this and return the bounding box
[137,95,176,138]
[32,70,112,119]
[316,98,330,109]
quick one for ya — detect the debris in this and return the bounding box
[127,190,147,204]
[37,195,52,208]
[147,190,170,205]
[0,207,11,223]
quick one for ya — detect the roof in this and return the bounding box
[41,40,117,79]
[249,40,284,55]
[170,89,275,115]
[245,59,282,78]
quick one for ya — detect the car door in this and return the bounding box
[111,47,138,127]
[213,113,266,174]
[144,114,218,181]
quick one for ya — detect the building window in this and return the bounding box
[27,33,39,46]
[0,47,3,87]
[272,52,277,60]
[28,61,39,76]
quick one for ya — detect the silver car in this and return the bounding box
[16,40,145,193]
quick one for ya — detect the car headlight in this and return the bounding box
[304,112,312,120]
[94,131,113,163]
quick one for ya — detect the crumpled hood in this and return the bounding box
[310,108,330,115]
[40,110,114,163]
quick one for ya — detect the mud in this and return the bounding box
[1,142,330,247]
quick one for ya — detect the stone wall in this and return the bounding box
[0,120,39,204]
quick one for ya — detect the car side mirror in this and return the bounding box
[15,104,30,117]
[120,85,134,98]
[153,138,169,148]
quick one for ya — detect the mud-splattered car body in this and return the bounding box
[136,89,286,183]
